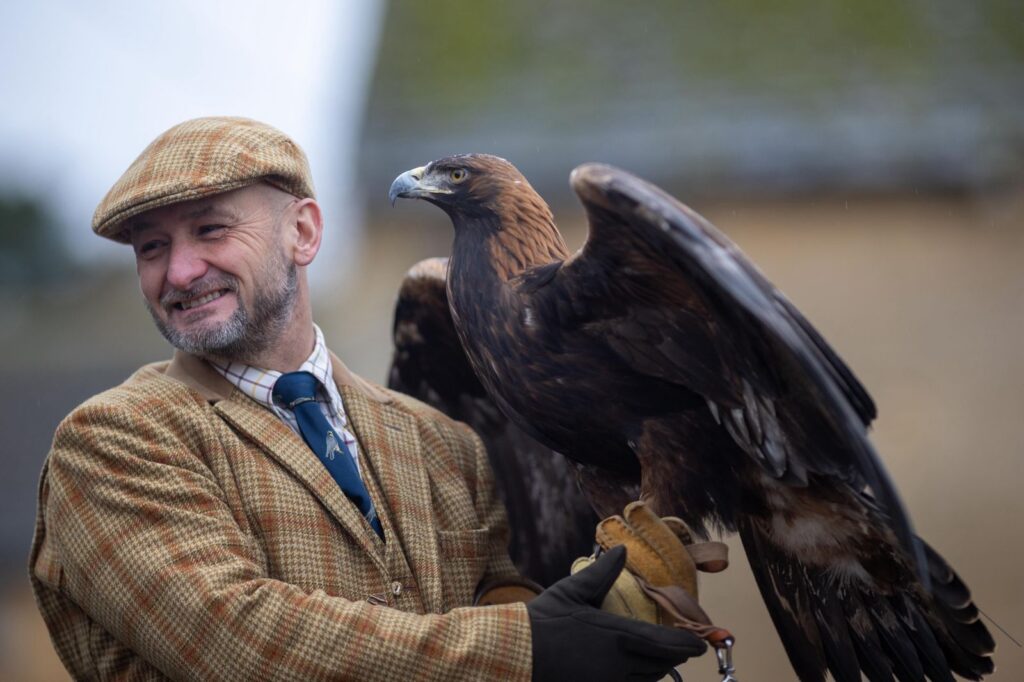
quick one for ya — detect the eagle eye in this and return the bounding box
[449,168,468,183]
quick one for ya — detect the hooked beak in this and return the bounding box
[388,165,450,206]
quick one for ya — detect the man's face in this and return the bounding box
[130,184,299,362]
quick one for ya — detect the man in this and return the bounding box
[29,116,705,681]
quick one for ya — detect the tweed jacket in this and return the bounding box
[30,350,533,681]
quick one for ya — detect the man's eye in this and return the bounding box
[198,224,226,236]
[137,240,163,255]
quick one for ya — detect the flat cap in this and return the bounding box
[93,116,315,242]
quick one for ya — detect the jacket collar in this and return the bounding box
[160,349,439,599]
[163,349,394,405]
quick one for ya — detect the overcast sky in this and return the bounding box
[0,0,384,280]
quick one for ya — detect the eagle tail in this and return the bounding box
[918,539,996,679]
[739,519,994,682]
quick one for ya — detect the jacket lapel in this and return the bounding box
[163,350,388,570]
[335,361,445,614]
[215,396,387,565]
[162,349,446,608]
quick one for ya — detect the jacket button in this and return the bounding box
[391,580,403,596]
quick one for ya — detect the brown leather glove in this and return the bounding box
[571,501,732,644]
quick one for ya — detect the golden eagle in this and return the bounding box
[388,154,994,681]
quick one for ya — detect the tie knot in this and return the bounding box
[273,371,321,408]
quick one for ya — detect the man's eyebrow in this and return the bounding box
[129,220,155,236]
[183,204,239,221]
[128,203,238,235]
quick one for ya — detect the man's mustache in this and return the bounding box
[160,277,238,308]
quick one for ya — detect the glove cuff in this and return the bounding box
[474,575,543,606]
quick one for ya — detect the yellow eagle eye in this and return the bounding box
[449,168,468,183]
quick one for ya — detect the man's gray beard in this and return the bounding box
[147,261,298,363]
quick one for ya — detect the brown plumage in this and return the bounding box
[386,257,595,587]
[389,154,995,681]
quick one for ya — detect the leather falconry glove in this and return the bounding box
[527,545,707,682]
[572,501,738,679]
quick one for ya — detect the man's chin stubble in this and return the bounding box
[145,261,298,364]
[147,306,259,361]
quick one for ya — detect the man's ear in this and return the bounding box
[291,198,323,266]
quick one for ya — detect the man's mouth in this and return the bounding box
[173,289,230,311]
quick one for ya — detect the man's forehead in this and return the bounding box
[128,188,252,234]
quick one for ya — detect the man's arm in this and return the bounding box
[33,398,532,681]
[458,421,526,583]
[447,420,545,604]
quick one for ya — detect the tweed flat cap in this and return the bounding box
[93,116,315,242]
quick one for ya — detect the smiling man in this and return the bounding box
[133,185,306,367]
[28,117,704,681]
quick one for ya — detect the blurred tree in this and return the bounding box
[360,0,1024,205]
[0,194,74,287]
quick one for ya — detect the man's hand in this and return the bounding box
[527,545,706,682]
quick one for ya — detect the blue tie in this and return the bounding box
[273,371,384,539]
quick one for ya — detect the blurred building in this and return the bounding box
[359,0,1023,206]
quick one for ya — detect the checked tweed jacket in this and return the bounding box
[30,350,533,681]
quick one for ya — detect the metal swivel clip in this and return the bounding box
[714,636,739,682]
[665,636,738,682]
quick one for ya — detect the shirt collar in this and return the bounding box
[210,324,344,419]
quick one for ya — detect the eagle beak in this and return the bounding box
[389,164,454,205]
[387,164,428,205]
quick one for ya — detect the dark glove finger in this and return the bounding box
[618,622,708,659]
[621,628,707,660]
[625,654,686,676]
[621,653,689,682]
[627,665,680,682]
[575,608,708,658]
[558,544,627,606]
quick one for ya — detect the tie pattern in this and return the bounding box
[273,371,384,539]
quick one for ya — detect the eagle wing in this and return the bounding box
[559,163,924,577]
[387,257,595,586]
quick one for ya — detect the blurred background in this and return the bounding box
[2,1,1022,679]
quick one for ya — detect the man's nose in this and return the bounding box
[165,240,209,290]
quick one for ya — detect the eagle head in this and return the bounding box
[388,154,533,219]
[389,153,568,279]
